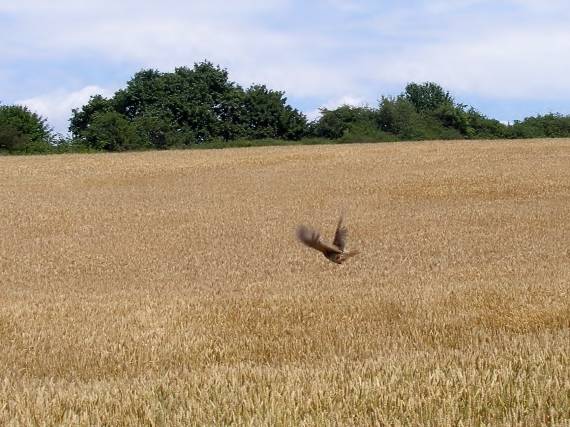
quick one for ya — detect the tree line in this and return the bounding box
[2,61,570,154]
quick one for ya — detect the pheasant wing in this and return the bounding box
[332,216,348,251]
[297,225,342,255]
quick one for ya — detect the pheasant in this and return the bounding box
[296,215,359,264]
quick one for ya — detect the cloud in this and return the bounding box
[369,26,570,100]
[3,1,370,102]
[17,86,113,135]
[2,1,570,127]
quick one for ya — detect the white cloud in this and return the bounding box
[369,26,570,100]
[3,0,570,126]
[17,86,113,135]
[1,0,348,98]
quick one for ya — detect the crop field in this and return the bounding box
[1,139,569,425]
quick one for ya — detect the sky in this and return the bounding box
[1,0,570,135]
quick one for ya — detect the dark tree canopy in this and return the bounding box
[313,105,378,140]
[403,82,454,113]
[69,62,308,151]
[69,95,113,138]
[243,85,307,140]
[0,104,54,153]
[83,111,147,151]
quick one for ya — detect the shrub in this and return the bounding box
[0,104,54,153]
[83,111,149,151]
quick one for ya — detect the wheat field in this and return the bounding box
[1,139,569,426]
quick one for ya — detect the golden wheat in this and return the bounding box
[1,139,569,426]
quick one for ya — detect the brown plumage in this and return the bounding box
[296,215,359,264]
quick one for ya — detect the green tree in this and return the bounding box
[403,82,453,113]
[314,105,378,139]
[242,85,307,140]
[377,96,462,140]
[511,113,570,138]
[83,111,148,151]
[69,95,113,138]
[464,108,510,139]
[217,87,247,141]
[113,69,164,120]
[377,96,421,138]
[433,102,470,135]
[69,62,309,150]
[132,114,172,149]
[0,125,30,152]
[114,63,246,144]
[0,104,54,153]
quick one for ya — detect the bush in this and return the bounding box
[83,111,149,151]
[403,82,454,113]
[243,85,307,140]
[511,114,570,138]
[0,104,54,153]
[339,121,394,143]
[464,108,510,139]
[0,125,30,153]
[313,105,378,139]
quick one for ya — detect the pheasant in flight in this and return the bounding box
[296,215,359,264]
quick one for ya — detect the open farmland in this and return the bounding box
[1,139,569,425]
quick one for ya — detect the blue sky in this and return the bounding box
[1,0,570,134]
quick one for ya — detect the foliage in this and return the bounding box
[69,95,113,138]
[243,85,307,140]
[0,125,30,153]
[313,105,379,139]
[376,95,462,140]
[403,82,454,113]
[5,70,570,155]
[83,111,149,152]
[314,83,512,142]
[464,108,511,139]
[69,62,308,150]
[0,104,54,153]
[511,113,570,138]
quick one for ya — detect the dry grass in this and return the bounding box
[1,139,569,426]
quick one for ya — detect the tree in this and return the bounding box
[69,95,113,138]
[240,85,307,140]
[377,96,421,138]
[132,114,172,149]
[0,104,53,152]
[113,69,164,120]
[68,62,310,150]
[403,82,454,113]
[314,105,377,139]
[511,113,570,138]
[377,96,463,140]
[433,102,470,135]
[464,108,510,139]
[0,125,30,152]
[114,63,246,144]
[216,86,247,141]
[83,111,148,151]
